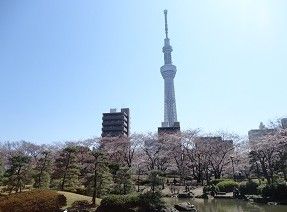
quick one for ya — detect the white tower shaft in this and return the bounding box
[161,10,178,128]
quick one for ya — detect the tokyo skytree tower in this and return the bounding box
[160,10,180,128]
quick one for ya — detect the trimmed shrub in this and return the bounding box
[100,194,139,208]
[98,192,165,212]
[71,200,90,207]
[217,180,239,192]
[239,180,259,195]
[0,189,66,212]
[262,182,287,201]
[138,191,165,211]
[208,179,227,185]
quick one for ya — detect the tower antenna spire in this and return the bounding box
[164,9,168,38]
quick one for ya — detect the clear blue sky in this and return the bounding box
[1,0,286,143]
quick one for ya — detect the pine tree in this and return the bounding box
[113,167,134,194]
[4,154,31,193]
[84,148,113,205]
[148,170,162,193]
[33,151,52,188]
[53,147,80,191]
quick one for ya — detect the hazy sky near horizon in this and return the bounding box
[1,0,287,143]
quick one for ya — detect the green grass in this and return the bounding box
[57,191,101,208]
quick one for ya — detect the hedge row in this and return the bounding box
[0,189,66,212]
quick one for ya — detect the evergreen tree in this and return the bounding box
[84,149,113,205]
[93,163,113,197]
[113,167,134,194]
[4,154,31,193]
[53,146,80,191]
[148,170,163,193]
[33,150,52,188]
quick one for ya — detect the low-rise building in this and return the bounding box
[248,118,287,142]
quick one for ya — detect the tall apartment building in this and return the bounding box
[101,108,130,137]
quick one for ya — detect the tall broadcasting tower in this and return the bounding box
[160,10,180,131]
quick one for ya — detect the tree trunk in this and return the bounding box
[92,162,98,205]
[38,154,48,188]
[205,170,210,184]
[61,154,71,190]
[16,166,22,193]
[214,172,221,179]
[260,161,271,184]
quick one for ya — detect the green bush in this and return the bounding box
[98,192,165,212]
[257,184,266,195]
[0,189,66,212]
[217,180,239,192]
[71,200,90,208]
[100,194,139,208]
[239,180,259,195]
[138,191,165,211]
[208,179,227,185]
[75,187,86,195]
[49,179,61,190]
[262,182,287,201]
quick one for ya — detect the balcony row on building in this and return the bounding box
[101,108,130,137]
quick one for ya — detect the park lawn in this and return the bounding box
[57,191,101,208]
